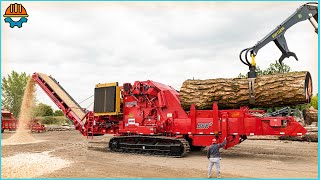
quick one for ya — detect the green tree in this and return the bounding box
[2,71,30,117]
[41,116,59,124]
[53,110,64,116]
[238,61,290,78]
[33,103,54,117]
[310,94,318,109]
[264,60,291,74]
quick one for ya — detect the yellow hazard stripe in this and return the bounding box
[95,82,118,88]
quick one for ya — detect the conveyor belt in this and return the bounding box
[37,73,86,123]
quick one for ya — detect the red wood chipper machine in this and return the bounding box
[32,72,306,157]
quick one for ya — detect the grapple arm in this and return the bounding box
[240,2,318,74]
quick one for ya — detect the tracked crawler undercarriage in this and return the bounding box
[109,136,190,157]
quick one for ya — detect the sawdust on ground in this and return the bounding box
[1,151,71,178]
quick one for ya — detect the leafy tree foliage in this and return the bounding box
[41,116,59,124]
[310,94,318,109]
[33,103,54,117]
[2,71,30,117]
[238,61,291,78]
[264,61,291,74]
[53,110,64,116]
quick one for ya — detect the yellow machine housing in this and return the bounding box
[94,82,121,116]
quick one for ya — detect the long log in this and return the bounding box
[180,71,312,109]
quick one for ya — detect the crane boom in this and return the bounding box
[252,2,317,62]
[240,2,318,71]
[239,2,318,104]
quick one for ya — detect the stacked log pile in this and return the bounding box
[303,107,318,125]
[277,107,318,142]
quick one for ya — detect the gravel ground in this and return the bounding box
[1,131,318,178]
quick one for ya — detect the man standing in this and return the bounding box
[207,137,227,178]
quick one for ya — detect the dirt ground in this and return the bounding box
[1,130,318,178]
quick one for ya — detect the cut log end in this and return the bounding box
[305,71,312,103]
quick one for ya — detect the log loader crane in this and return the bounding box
[32,72,307,157]
[240,2,318,104]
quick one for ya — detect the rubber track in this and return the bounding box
[109,136,190,158]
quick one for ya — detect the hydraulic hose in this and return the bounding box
[239,47,254,67]
[245,48,252,67]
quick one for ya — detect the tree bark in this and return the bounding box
[303,107,318,125]
[180,71,312,109]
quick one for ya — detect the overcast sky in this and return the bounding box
[2,1,318,110]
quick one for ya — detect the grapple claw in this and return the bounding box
[279,51,298,65]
